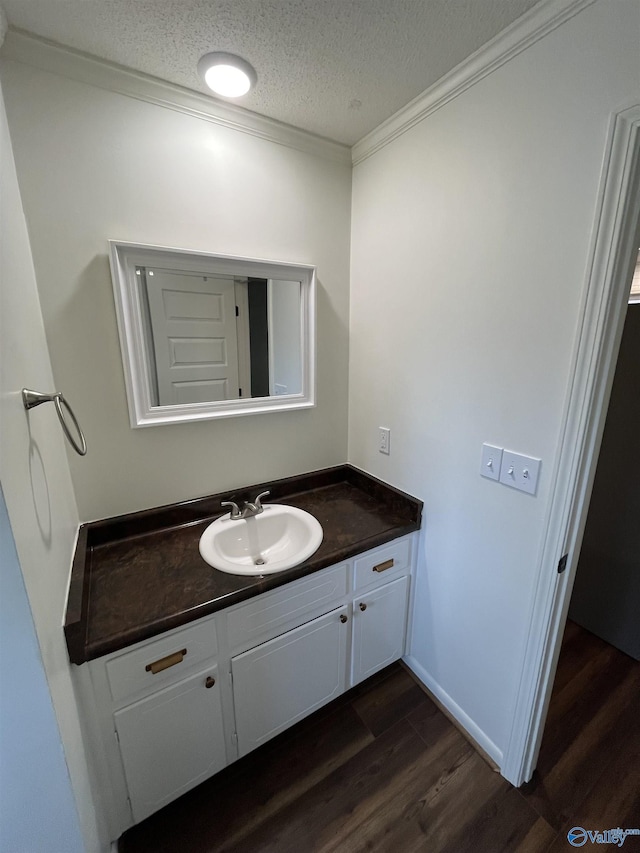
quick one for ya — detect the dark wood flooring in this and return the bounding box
[120,621,640,852]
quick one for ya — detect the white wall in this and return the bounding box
[0,486,85,853]
[349,0,640,763]
[269,279,303,394]
[0,58,352,521]
[0,82,103,850]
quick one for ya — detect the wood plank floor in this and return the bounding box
[120,622,640,852]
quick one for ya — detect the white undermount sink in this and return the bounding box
[199,504,323,575]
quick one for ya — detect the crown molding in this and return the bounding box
[352,0,597,166]
[0,0,597,169]
[0,29,351,166]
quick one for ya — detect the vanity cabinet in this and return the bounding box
[350,537,412,686]
[81,533,416,838]
[114,664,226,822]
[351,576,410,687]
[232,606,349,756]
[86,616,227,824]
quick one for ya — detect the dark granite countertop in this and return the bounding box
[65,465,422,663]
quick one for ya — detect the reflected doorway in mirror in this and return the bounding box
[109,241,315,426]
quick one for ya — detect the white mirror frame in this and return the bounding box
[109,241,316,427]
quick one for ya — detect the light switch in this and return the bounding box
[499,450,541,495]
[480,444,503,481]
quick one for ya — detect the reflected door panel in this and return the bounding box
[145,270,240,405]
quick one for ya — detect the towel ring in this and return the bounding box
[22,389,87,456]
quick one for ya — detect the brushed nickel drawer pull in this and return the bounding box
[145,648,187,675]
[373,558,394,573]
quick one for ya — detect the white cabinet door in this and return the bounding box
[146,270,240,405]
[114,664,226,822]
[232,608,348,756]
[351,575,409,687]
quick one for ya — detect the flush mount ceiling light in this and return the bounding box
[197,52,257,98]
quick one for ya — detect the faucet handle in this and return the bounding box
[253,490,270,512]
[221,500,241,520]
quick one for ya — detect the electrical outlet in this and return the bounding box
[499,450,541,495]
[480,444,503,481]
[379,427,390,455]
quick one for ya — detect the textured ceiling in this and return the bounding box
[2,0,542,145]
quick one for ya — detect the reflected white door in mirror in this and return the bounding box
[109,242,316,426]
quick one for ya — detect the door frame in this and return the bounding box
[502,104,640,786]
[234,278,251,398]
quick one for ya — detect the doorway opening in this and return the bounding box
[568,261,640,662]
[517,251,640,828]
[503,105,640,788]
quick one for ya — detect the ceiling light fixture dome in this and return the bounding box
[197,52,257,98]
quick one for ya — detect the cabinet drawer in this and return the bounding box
[353,537,411,590]
[106,617,218,705]
[227,562,348,652]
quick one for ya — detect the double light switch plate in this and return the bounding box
[481,443,541,495]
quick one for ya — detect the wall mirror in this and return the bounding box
[109,241,316,426]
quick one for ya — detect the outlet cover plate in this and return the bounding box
[499,450,541,495]
[379,427,390,455]
[480,444,503,481]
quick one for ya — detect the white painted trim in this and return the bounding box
[0,30,351,166]
[267,279,277,398]
[403,655,504,767]
[502,105,640,787]
[234,280,252,399]
[109,241,317,427]
[352,0,596,165]
[2,2,595,169]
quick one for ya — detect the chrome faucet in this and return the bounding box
[221,490,270,520]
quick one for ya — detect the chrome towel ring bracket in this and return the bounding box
[22,389,87,456]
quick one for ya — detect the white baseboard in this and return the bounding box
[403,655,504,769]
